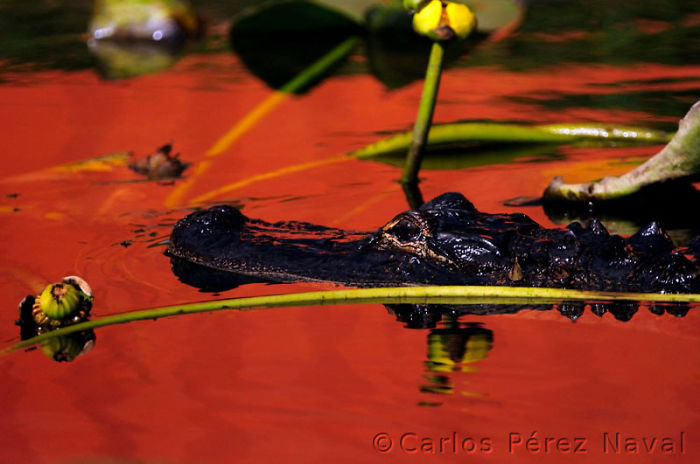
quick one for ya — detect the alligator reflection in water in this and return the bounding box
[385,300,689,327]
[387,305,690,407]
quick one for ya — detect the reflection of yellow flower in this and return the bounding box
[427,331,492,372]
[413,0,477,41]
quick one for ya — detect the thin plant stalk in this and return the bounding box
[349,123,672,159]
[400,41,445,185]
[4,285,698,357]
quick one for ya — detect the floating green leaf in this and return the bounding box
[348,122,672,159]
[543,101,700,202]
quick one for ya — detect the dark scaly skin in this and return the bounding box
[167,193,699,294]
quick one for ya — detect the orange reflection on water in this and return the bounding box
[0,53,699,463]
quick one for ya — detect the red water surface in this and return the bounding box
[0,54,699,463]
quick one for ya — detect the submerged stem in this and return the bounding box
[400,41,445,184]
[3,285,698,357]
[402,179,425,209]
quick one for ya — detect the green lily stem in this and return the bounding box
[401,41,445,184]
[349,123,673,159]
[3,285,698,357]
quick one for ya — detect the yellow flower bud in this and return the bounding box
[413,0,443,38]
[412,0,476,41]
[445,2,477,40]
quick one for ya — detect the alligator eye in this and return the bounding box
[390,219,423,243]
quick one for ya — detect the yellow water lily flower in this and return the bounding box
[412,0,477,41]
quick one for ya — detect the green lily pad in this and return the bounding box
[230,1,362,91]
[312,0,384,23]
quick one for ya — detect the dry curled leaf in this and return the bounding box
[128,143,190,180]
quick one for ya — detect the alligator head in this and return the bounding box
[167,192,699,293]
